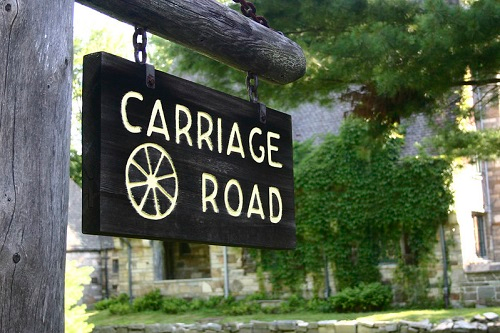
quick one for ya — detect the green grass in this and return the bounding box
[89,307,500,327]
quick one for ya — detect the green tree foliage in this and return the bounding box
[70,148,82,187]
[259,118,453,302]
[70,27,130,186]
[150,0,500,157]
[65,260,94,333]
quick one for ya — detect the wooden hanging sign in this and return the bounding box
[82,52,295,249]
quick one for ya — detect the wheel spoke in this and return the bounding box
[138,186,151,211]
[128,180,149,188]
[156,173,176,181]
[153,154,165,177]
[145,147,153,175]
[130,159,150,178]
[153,188,161,216]
[156,183,174,203]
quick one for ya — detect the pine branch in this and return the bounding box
[455,78,500,86]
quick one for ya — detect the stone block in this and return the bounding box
[452,320,476,333]
[358,323,378,333]
[224,323,239,333]
[319,320,337,333]
[203,323,222,331]
[297,325,308,332]
[487,323,500,333]
[400,324,408,333]
[432,320,453,333]
[334,321,357,333]
[477,323,489,332]
[307,323,319,333]
[401,320,432,331]
[176,326,188,333]
[484,313,500,322]
[463,292,478,301]
[277,320,298,331]
[116,327,129,333]
[146,324,165,333]
[383,323,399,333]
[297,321,309,333]
[269,322,279,332]
[478,287,495,301]
[239,323,253,333]
[319,321,338,326]
[252,321,271,333]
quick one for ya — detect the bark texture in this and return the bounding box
[0,0,73,331]
[77,0,306,84]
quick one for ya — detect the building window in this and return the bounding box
[112,259,119,274]
[161,241,211,280]
[473,214,487,258]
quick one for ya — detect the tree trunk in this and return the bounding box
[0,0,73,331]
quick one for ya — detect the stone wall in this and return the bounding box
[91,314,500,333]
[479,93,500,262]
[461,270,500,305]
[67,251,104,305]
[112,240,264,299]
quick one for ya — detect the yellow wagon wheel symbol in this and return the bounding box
[125,143,178,220]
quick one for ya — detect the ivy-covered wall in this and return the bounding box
[256,117,454,305]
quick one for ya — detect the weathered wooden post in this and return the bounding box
[0,0,73,331]
[76,0,306,84]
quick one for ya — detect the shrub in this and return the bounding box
[323,282,392,313]
[189,298,206,311]
[133,289,163,312]
[305,297,328,312]
[65,261,94,333]
[94,293,129,310]
[205,296,224,308]
[109,302,133,315]
[244,292,269,301]
[222,301,260,315]
[283,294,304,309]
[161,297,190,314]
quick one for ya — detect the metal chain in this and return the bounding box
[246,72,259,103]
[133,27,148,64]
[232,1,269,102]
[232,0,269,28]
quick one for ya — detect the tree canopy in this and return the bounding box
[150,0,500,158]
[70,27,130,186]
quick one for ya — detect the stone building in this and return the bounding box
[75,86,500,306]
[66,180,114,304]
[451,86,500,305]
[108,240,260,299]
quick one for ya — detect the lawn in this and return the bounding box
[89,307,500,327]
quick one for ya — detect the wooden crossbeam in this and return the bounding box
[76,0,306,84]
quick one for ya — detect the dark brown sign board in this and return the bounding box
[82,52,295,249]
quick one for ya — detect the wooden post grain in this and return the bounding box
[76,0,306,85]
[0,0,73,331]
